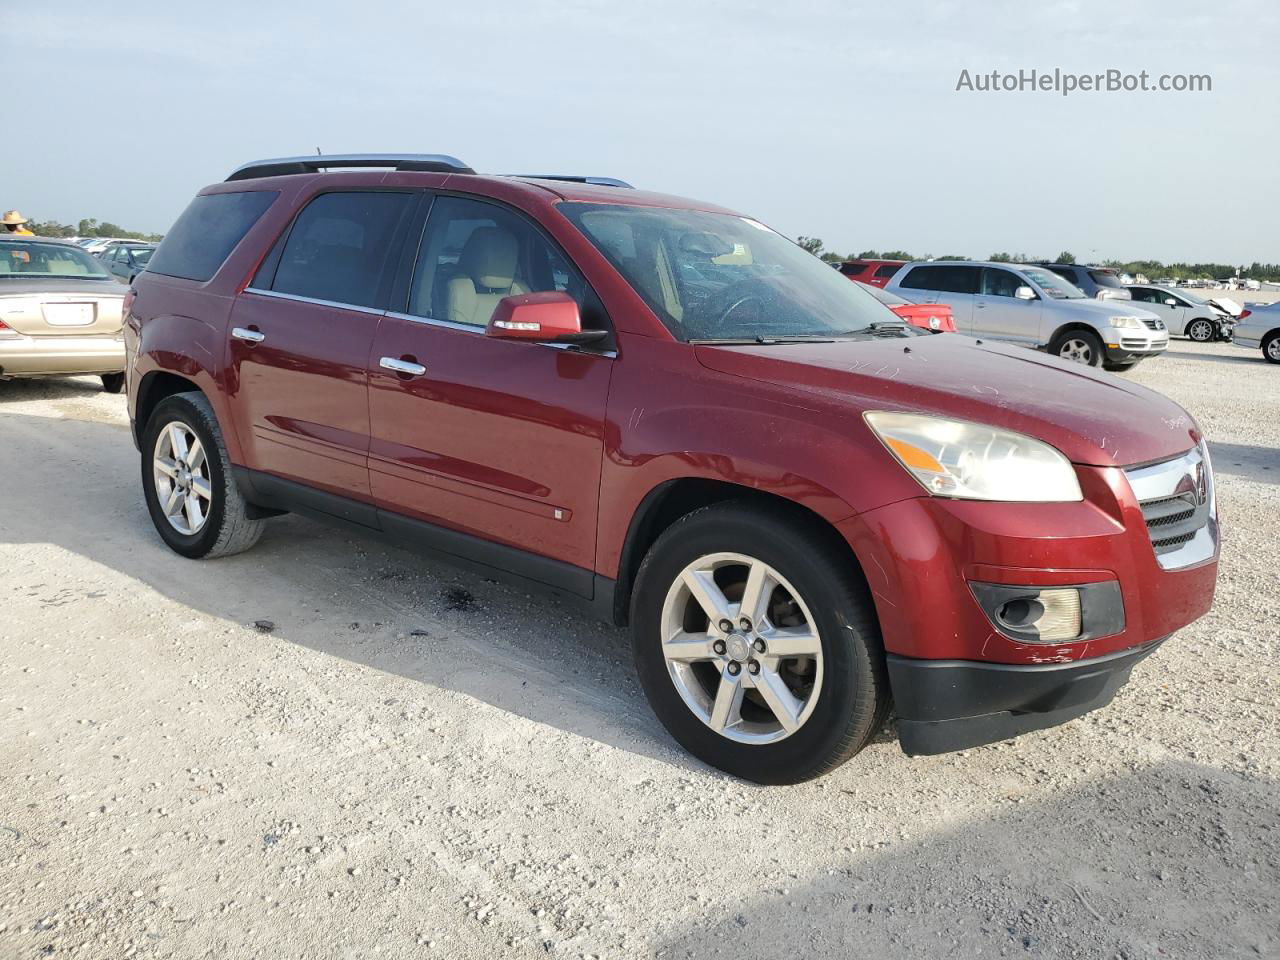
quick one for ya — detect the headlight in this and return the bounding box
[1109,316,1144,329]
[864,412,1083,502]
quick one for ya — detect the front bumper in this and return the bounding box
[1103,332,1168,361]
[838,459,1217,754]
[889,638,1165,755]
[0,335,125,376]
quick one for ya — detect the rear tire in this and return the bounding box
[141,391,264,559]
[630,501,888,784]
[100,372,125,393]
[1265,333,1280,365]
[1187,319,1215,343]
[1051,329,1105,367]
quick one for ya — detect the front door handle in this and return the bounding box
[379,356,427,377]
[232,327,265,344]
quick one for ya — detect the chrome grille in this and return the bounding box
[1125,443,1217,570]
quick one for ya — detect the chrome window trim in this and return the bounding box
[242,287,386,317]
[385,311,617,358]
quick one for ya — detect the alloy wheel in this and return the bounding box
[1059,338,1094,364]
[1188,320,1214,342]
[1268,337,1280,361]
[152,420,212,535]
[660,552,823,744]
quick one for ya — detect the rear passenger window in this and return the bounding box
[147,191,278,282]
[408,195,592,328]
[874,264,900,278]
[900,265,978,294]
[269,192,412,309]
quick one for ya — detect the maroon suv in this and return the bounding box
[125,154,1219,784]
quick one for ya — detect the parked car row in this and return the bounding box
[834,255,1261,368]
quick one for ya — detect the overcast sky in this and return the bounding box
[3,1,1275,264]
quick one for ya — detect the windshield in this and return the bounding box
[0,241,112,279]
[129,248,155,265]
[1021,266,1086,299]
[560,203,898,340]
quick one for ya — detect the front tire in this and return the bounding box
[141,392,264,559]
[1051,329,1105,367]
[100,372,125,393]
[630,501,888,784]
[1186,319,1216,343]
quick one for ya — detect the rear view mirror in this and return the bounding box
[485,291,607,345]
[1014,286,1036,301]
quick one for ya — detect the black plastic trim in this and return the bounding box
[231,467,615,618]
[888,638,1166,756]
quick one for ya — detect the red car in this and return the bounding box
[125,154,1218,784]
[838,258,907,287]
[856,281,956,333]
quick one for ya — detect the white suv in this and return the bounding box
[885,261,1168,370]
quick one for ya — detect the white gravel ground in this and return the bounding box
[1,341,1277,959]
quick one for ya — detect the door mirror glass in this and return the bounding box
[1164,298,1179,306]
[1014,285,1037,301]
[485,291,605,344]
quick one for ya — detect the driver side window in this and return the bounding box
[981,268,1024,298]
[408,196,588,328]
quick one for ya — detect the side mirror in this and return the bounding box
[1164,298,1178,306]
[485,291,607,345]
[1014,285,1036,301]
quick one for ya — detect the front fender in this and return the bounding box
[595,338,920,578]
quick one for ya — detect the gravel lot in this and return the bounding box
[1,342,1276,959]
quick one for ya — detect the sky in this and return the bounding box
[3,0,1276,265]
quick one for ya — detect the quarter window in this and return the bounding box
[147,191,278,282]
[409,196,588,328]
[270,192,412,309]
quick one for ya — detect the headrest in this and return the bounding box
[460,227,518,289]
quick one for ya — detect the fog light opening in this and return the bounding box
[995,588,1082,642]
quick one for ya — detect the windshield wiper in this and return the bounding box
[689,335,836,345]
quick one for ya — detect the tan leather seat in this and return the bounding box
[445,227,528,327]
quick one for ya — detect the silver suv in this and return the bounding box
[885,261,1168,370]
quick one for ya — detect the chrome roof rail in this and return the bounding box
[508,175,634,188]
[226,153,475,182]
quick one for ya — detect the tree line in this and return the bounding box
[795,237,1278,281]
[26,217,164,243]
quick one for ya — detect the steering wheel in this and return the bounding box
[700,277,778,336]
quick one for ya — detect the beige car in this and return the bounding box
[0,237,128,392]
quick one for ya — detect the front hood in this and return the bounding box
[696,335,1199,468]
[1056,297,1158,321]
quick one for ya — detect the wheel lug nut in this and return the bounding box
[753,638,766,654]
[727,662,741,676]
[748,660,760,675]
[738,617,752,632]
[712,639,726,656]
[718,619,734,634]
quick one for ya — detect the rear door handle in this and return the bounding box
[379,357,427,377]
[232,327,265,343]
